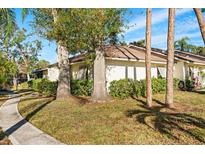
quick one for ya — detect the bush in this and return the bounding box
[32,79,44,92]
[18,82,29,89]
[109,79,133,99]
[30,79,93,96]
[27,80,33,88]
[151,78,166,94]
[30,78,57,96]
[173,78,180,89]
[40,79,57,96]
[71,79,93,96]
[185,79,194,91]
[131,80,142,97]
[109,78,168,99]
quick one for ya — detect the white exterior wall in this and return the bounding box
[158,67,166,78]
[105,59,165,89]
[200,69,205,87]
[71,63,92,80]
[188,66,205,87]
[47,67,59,81]
[127,66,134,79]
[174,61,186,80]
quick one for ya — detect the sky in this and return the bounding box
[15,8,204,64]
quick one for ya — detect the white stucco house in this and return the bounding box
[33,45,205,89]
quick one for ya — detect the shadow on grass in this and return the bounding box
[125,98,205,143]
[3,98,54,137]
[14,89,33,94]
[0,127,11,145]
[0,90,35,102]
[192,90,205,95]
[0,127,6,141]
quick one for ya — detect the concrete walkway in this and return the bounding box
[0,95,63,145]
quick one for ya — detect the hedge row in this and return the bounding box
[28,78,57,96]
[71,79,93,96]
[109,78,179,99]
[27,78,179,98]
[28,79,93,96]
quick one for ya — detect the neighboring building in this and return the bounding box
[32,45,205,89]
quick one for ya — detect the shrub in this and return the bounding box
[32,79,44,92]
[40,79,57,96]
[151,78,166,94]
[109,78,167,99]
[30,79,93,96]
[131,80,142,97]
[173,78,180,89]
[71,79,93,96]
[30,78,57,96]
[18,82,29,89]
[109,79,133,99]
[27,80,33,88]
[185,79,194,91]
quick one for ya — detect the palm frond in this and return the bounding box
[22,8,29,22]
[0,8,17,43]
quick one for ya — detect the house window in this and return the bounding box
[157,67,166,78]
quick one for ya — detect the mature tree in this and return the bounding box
[9,29,42,81]
[35,60,50,69]
[194,8,205,44]
[0,9,16,43]
[145,9,152,108]
[60,9,126,101]
[0,52,17,89]
[166,8,176,108]
[119,41,127,46]
[194,46,205,56]
[29,9,71,99]
[30,9,126,101]
[174,37,205,56]
[84,9,126,102]
[130,39,145,47]
[174,37,190,51]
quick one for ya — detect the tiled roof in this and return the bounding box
[105,45,167,62]
[174,50,205,65]
[47,45,205,67]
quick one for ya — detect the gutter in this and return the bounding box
[105,57,166,64]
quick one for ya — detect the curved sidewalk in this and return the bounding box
[0,95,63,145]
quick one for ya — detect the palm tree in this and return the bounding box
[194,8,205,44]
[166,8,176,108]
[0,9,17,89]
[145,8,152,108]
[174,37,190,51]
[0,9,16,44]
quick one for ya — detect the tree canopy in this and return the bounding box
[31,9,126,53]
[174,37,205,56]
[129,39,145,47]
[0,52,17,89]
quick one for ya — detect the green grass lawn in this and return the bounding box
[18,91,205,144]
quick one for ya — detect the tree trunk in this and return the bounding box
[166,8,176,108]
[52,8,71,99]
[145,8,152,108]
[56,42,71,99]
[13,76,18,90]
[194,8,205,44]
[92,47,108,102]
[27,73,30,81]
